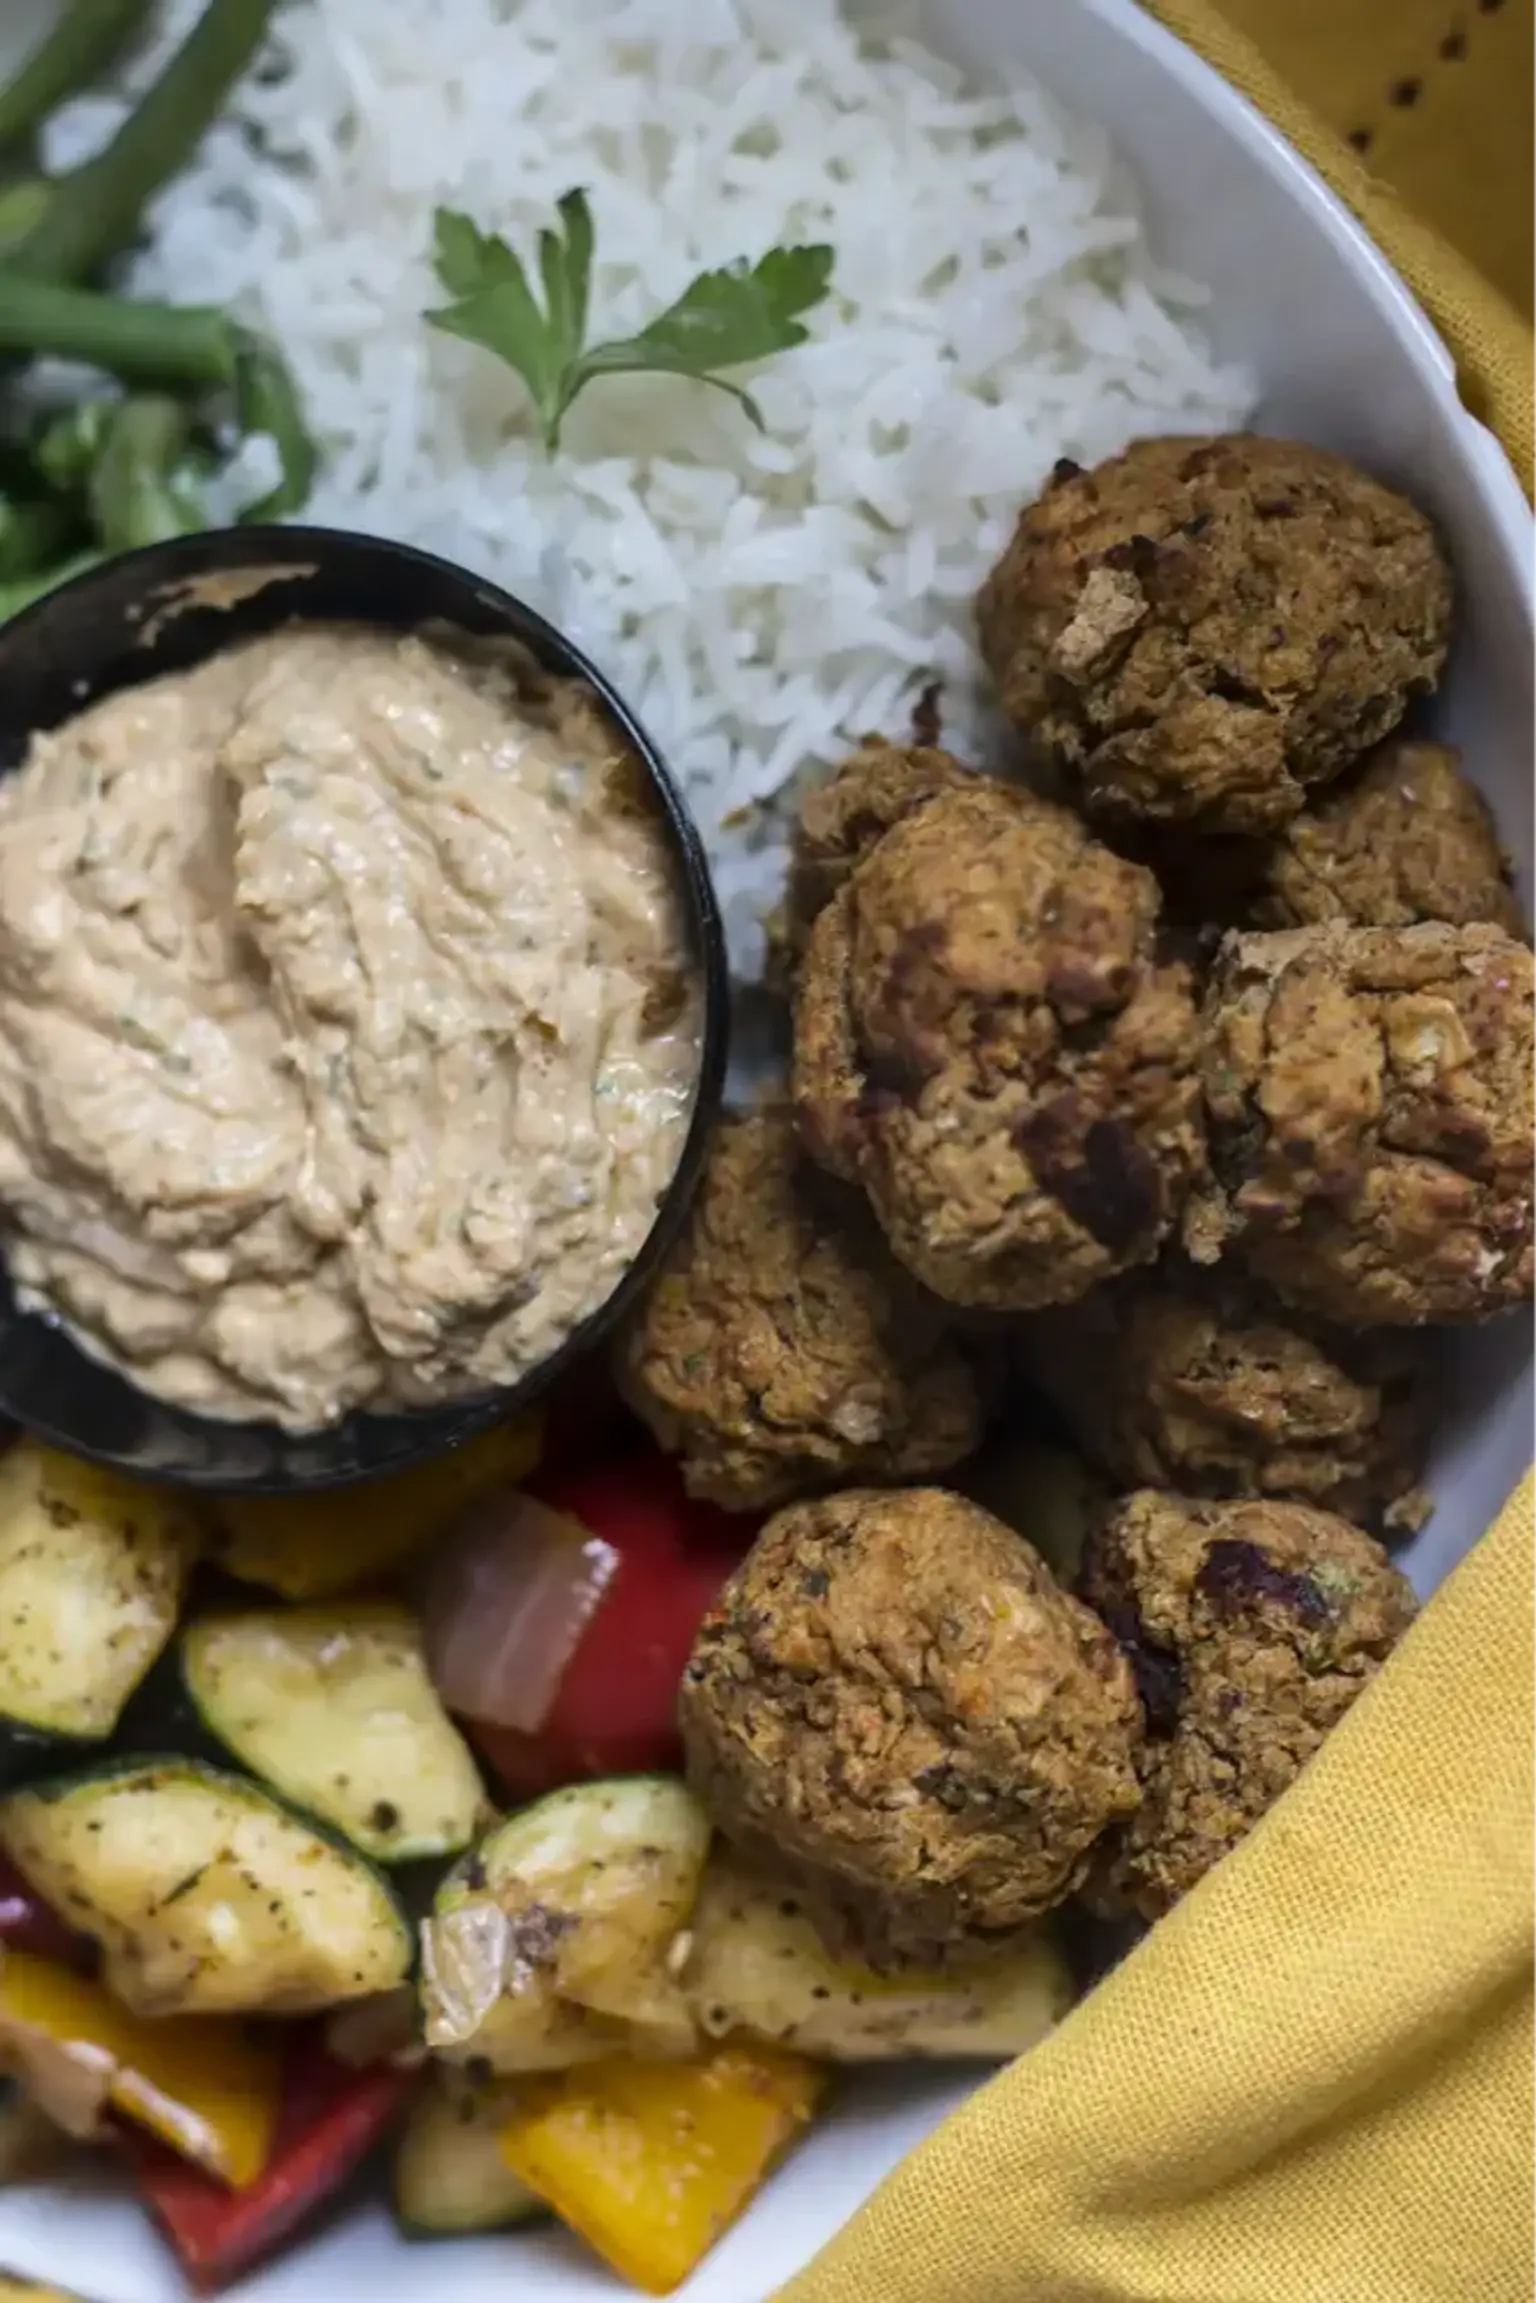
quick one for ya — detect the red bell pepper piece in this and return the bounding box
[0,1857,90,1968]
[468,1453,754,1799]
[124,2038,410,2294]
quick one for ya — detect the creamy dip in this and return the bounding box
[0,625,701,1429]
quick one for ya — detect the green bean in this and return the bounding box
[7,0,278,284]
[0,1,157,161]
[87,394,203,552]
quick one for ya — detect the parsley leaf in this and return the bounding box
[432,207,527,298]
[538,191,593,359]
[425,190,832,453]
[426,202,572,443]
[569,244,835,432]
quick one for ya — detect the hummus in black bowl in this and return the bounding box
[0,528,727,1491]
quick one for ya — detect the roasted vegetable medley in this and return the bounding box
[0,1418,1072,2297]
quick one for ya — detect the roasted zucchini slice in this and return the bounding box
[0,1760,411,2019]
[181,1603,485,1863]
[422,1778,708,2074]
[686,1850,1074,2060]
[0,1440,198,1781]
[393,2066,541,2237]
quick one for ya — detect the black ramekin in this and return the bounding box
[0,527,728,1492]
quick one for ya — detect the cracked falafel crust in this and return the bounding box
[1255,737,1525,936]
[792,776,1205,1311]
[1187,921,1534,1324]
[976,435,1452,837]
[1079,1490,1416,1920]
[1016,1261,1430,1529]
[782,738,972,963]
[680,1486,1143,1967]
[614,1108,984,1512]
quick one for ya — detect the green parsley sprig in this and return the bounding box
[425,190,834,454]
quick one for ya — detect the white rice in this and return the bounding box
[47,0,1254,974]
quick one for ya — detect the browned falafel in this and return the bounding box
[1015,1260,1430,1529]
[1255,736,1525,936]
[1187,920,1534,1324]
[680,1486,1143,1966]
[976,434,1452,837]
[1079,1489,1416,1920]
[780,737,972,966]
[792,775,1205,1310]
[614,1108,984,1512]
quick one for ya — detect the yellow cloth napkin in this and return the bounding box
[1217,0,1533,324]
[778,1482,1535,2303]
[1151,0,1534,493]
[778,25,1534,2293]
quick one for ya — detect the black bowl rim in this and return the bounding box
[0,525,730,1493]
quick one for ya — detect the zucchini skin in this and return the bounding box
[0,1725,94,1794]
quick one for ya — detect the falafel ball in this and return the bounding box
[792,775,1205,1310]
[976,435,1452,838]
[782,737,971,965]
[614,1109,985,1512]
[1186,921,1534,1324]
[1015,1261,1430,1529]
[680,1486,1143,1965]
[1255,737,1525,936]
[1079,1490,1416,1919]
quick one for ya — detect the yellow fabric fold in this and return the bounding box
[1214,0,1533,321]
[778,1482,1535,2303]
[778,30,1533,2297]
[1149,0,1534,495]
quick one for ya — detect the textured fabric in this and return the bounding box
[775,18,1534,2302]
[1218,0,1533,321]
[1149,0,1534,493]
[777,1483,1535,2303]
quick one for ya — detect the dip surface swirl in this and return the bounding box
[0,624,701,1429]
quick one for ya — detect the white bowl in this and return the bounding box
[0,1,1530,2297]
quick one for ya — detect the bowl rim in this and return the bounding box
[0,524,730,1494]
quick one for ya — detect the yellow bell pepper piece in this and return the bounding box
[0,2280,94,2301]
[499,2043,827,2296]
[203,1411,544,1599]
[0,1952,280,2189]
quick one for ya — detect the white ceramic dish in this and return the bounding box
[0,0,1531,2297]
